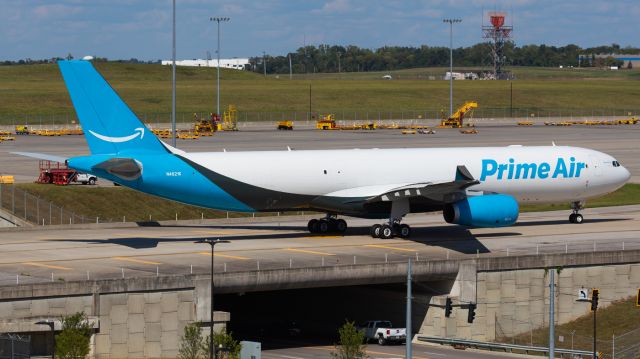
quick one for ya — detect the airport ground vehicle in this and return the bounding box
[316,114,337,130]
[358,320,406,345]
[74,173,97,185]
[440,101,478,128]
[277,121,294,130]
[14,60,630,239]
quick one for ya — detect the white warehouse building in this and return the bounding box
[161,58,249,70]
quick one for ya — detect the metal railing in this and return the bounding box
[0,334,30,359]
[417,335,593,358]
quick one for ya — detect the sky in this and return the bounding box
[1,0,639,61]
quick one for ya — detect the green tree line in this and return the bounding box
[249,43,636,74]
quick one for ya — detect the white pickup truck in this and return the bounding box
[74,173,97,185]
[358,320,406,345]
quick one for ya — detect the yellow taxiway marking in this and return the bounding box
[365,244,418,252]
[23,262,72,270]
[112,257,162,265]
[308,346,430,359]
[284,248,336,256]
[196,252,251,260]
[302,235,343,239]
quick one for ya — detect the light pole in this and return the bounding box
[263,51,267,77]
[210,17,230,118]
[443,18,462,117]
[35,320,55,359]
[195,238,230,359]
[337,51,341,73]
[171,0,176,147]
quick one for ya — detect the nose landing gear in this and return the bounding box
[569,201,584,224]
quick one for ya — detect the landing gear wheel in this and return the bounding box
[307,219,319,233]
[398,224,411,238]
[335,219,347,233]
[574,213,583,224]
[380,224,394,239]
[318,219,330,233]
[370,224,382,238]
[569,214,575,223]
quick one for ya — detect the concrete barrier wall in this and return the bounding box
[419,262,640,341]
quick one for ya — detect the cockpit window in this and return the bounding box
[612,161,620,167]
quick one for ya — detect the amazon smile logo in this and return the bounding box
[89,128,145,143]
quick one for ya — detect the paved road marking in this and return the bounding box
[365,244,418,252]
[112,257,162,265]
[23,262,72,270]
[308,346,429,359]
[285,248,336,256]
[196,252,251,260]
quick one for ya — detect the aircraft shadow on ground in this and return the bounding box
[46,224,493,254]
[514,217,629,226]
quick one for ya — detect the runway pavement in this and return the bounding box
[1,204,639,286]
[0,124,638,183]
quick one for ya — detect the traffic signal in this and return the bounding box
[445,297,453,318]
[591,289,599,311]
[467,303,476,323]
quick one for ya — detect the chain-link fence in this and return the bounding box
[0,184,92,226]
[0,334,30,359]
[1,108,639,128]
[496,310,640,359]
[613,327,640,359]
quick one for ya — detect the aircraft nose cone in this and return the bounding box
[622,167,631,183]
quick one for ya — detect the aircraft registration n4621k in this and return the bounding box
[12,60,631,239]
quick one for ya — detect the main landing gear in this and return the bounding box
[569,201,584,224]
[370,221,412,239]
[307,215,348,234]
[370,198,412,239]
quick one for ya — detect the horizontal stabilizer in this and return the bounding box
[11,152,68,163]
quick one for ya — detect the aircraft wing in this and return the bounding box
[323,166,479,205]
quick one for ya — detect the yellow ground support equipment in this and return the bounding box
[401,130,417,135]
[277,121,294,130]
[316,114,337,130]
[460,129,479,134]
[618,117,638,125]
[0,136,15,141]
[0,175,14,184]
[15,125,31,135]
[222,105,238,131]
[193,113,221,134]
[440,101,478,128]
[177,132,199,140]
[517,121,534,126]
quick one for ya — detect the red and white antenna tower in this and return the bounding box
[482,11,513,79]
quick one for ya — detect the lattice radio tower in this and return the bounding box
[482,11,513,79]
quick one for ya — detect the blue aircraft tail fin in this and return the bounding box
[58,60,166,155]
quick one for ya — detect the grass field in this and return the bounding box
[13,183,640,223]
[0,62,639,123]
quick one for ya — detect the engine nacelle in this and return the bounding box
[443,194,519,227]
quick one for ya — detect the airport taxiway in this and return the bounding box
[1,205,639,286]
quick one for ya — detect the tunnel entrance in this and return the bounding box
[216,282,444,349]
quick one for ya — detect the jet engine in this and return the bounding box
[443,194,519,227]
